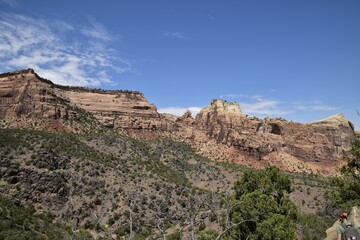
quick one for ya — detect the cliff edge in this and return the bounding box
[0,69,355,175]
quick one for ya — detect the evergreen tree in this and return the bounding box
[227,166,297,239]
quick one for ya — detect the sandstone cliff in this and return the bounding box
[0,69,355,175]
[0,69,168,132]
[0,69,77,131]
[168,99,353,175]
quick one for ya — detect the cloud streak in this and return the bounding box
[240,100,292,116]
[81,18,115,41]
[220,93,338,117]
[294,101,338,111]
[0,0,19,7]
[164,32,191,40]
[0,13,130,86]
[158,106,202,117]
[220,94,290,116]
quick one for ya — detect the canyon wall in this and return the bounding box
[0,69,355,175]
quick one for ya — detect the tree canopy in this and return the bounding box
[226,166,297,240]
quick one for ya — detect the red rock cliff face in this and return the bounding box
[174,99,355,175]
[192,99,354,162]
[0,69,77,130]
[0,69,57,118]
[0,69,355,175]
[57,86,169,131]
[0,69,167,132]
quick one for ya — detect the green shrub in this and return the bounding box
[297,213,333,240]
[94,198,102,205]
[167,231,182,240]
[198,229,218,240]
[0,195,93,239]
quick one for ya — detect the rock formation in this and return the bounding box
[0,69,76,131]
[172,99,355,175]
[0,69,168,132]
[0,69,356,175]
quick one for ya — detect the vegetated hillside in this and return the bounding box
[0,195,93,240]
[1,69,348,239]
[0,127,336,239]
[0,128,235,239]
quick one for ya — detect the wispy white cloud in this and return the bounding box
[240,100,292,116]
[221,94,290,116]
[81,18,115,41]
[294,101,338,111]
[207,13,215,21]
[220,94,264,101]
[164,32,191,40]
[219,94,245,99]
[0,0,19,7]
[0,13,130,86]
[220,93,338,118]
[158,107,202,117]
[53,20,74,32]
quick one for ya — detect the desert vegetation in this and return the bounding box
[0,127,359,239]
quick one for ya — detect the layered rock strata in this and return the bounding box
[0,69,355,175]
[180,99,355,174]
[191,99,355,162]
[0,69,168,132]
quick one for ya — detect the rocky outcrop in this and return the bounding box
[309,113,355,151]
[192,99,354,161]
[59,87,172,132]
[0,69,355,175]
[0,69,75,130]
[176,110,195,125]
[0,69,168,132]
[1,163,69,208]
[194,99,264,156]
[256,114,355,163]
[171,99,355,175]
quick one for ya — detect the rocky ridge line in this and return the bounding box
[0,69,355,175]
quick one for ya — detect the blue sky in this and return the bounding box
[1,0,359,130]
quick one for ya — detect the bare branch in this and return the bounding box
[123,189,140,240]
[155,213,167,240]
[215,219,257,240]
[219,195,243,229]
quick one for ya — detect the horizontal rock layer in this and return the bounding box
[0,69,355,175]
